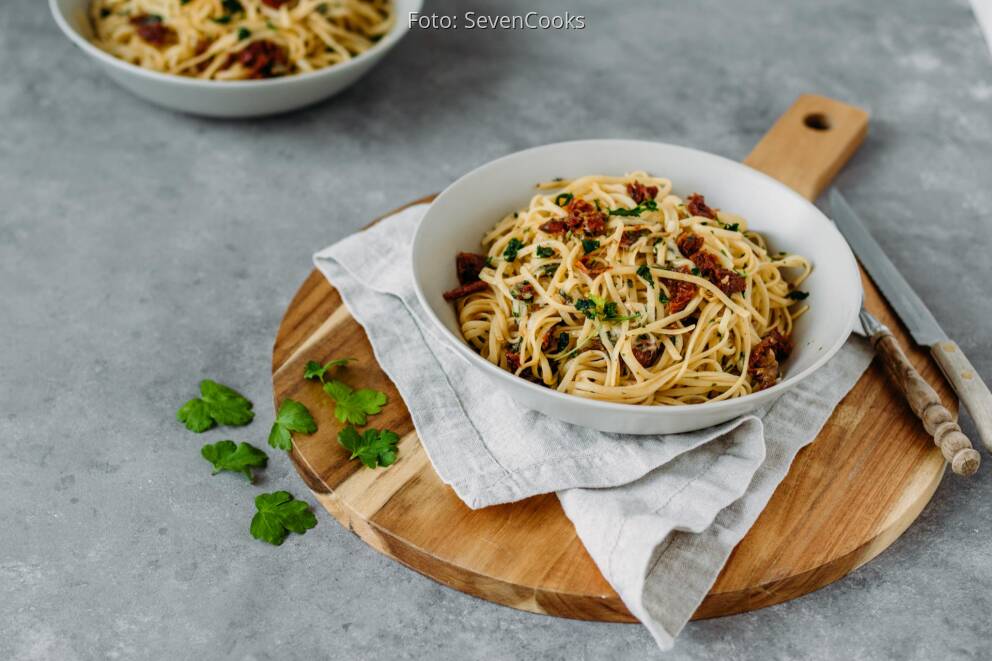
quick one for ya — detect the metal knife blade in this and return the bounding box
[829,189,948,347]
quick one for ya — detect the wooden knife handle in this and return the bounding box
[870,330,980,475]
[932,341,992,454]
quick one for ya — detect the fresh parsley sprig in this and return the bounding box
[176,380,254,433]
[268,399,317,451]
[250,491,317,545]
[201,440,268,482]
[303,358,353,383]
[337,425,399,469]
[323,380,387,425]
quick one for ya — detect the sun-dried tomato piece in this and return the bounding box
[632,334,660,367]
[539,219,567,234]
[565,198,608,235]
[686,193,716,219]
[442,279,489,301]
[627,181,659,205]
[748,330,792,390]
[230,40,288,78]
[692,252,746,296]
[130,15,175,46]
[662,268,699,313]
[676,231,703,256]
[455,252,488,285]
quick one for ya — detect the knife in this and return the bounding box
[831,189,990,474]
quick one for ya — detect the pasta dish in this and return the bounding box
[89,0,393,80]
[442,174,811,405]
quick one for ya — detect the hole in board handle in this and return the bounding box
[803,112,831,131]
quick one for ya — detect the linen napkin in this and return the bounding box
[313,205,874,650]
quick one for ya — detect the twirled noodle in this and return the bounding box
[443,173,812,405]
[89,0,393,80]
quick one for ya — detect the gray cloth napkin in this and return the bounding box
[313,205,874,650]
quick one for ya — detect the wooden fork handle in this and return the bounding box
[868,327,980,476]
[932,341,992,455]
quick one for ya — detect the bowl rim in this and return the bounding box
[412,138,862,417]
[49,0,421,88]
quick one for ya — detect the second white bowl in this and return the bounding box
[50,0,421,117]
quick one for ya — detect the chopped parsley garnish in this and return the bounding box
[555,332,569,353]
[250,491,317,546]
[787,290,810,300]
[658,291,669,305]
[268,399,317,451]
[237,27,251,40]
[554,193,574,207]
[100,8,112,16]
[636,264,653,284]
[609,199,658,217]
[575,297,597,318]
[575,295,638,322]
[542,263,560,276]
[503,238,525,262]
[582,239,600,254]
[267,20,277,30]
[176,380,254,433]
[212,15,232,23]
[691,267,701,276]
[485,256,495,268]
[337,425,400,469]
[222,0,243,12]
[201,440,268,482]
[323,380,387,425]
[536,245,555,258]
[724,223,740,232]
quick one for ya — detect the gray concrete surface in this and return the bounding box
[2,0,991,658]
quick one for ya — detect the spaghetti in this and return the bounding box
[443,173,812,405]
[89,0,394,80]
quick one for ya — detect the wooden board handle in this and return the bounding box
[866,326,980,476]
[932,341,992,454]
[744,94,869,201]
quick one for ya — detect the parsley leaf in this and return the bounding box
[222,0,243,12]
[554,192,574,207]
[503,238,525,262]
[575,297,598,319]
[303,357,353,383]
[536,245,555,258]
[609,199,658,217]
[267,399,317,451]
[323,380,387,425]
[582,238,600,253]
[337,425,400,469]
[723,222,740,232]
[575,295,638,322]
[636,264,653,284]
[177,380,254,433]
[787,290,810,300]
[237,27,251,40]
[250,491,317,545]
[201,440,268,482]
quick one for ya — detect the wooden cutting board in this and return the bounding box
[272,95,952,621]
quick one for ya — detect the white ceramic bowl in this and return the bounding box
[412,140,861,435]
[50,0,421,117]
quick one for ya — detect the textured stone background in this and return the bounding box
[2,0,991,658]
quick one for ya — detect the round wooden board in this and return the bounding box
[272,96,951,621]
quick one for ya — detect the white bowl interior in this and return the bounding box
[413,140,860,410]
